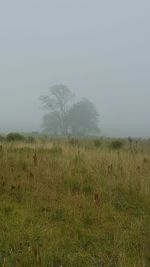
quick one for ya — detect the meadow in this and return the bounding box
[0,137,150,267]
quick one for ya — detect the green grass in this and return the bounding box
[0,139,150,266]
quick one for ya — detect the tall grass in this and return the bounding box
[0,138,150,266]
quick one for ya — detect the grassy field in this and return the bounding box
[0,138,150,266]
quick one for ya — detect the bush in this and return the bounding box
[6,133,25,142]
[94,139,101,148]
[0,135,5,142]
[109,140,124,150]
[27,136,35,143]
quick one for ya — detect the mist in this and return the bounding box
[0,0,150,137]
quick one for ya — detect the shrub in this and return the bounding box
[0,135,5,142]
[27,136,35,143]
[94,139,101,148]
[6,133,25,142]
[109,140,123,150]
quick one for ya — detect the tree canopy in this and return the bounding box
[68,98,100,136]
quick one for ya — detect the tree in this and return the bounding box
[40,85,100,137]
[68,98,100,136]
[40,84,74,135]
[42,111,61,136]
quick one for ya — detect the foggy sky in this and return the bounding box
[0,0,150,137]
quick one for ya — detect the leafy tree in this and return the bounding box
[68,98,100,136]
[40,84,74,135]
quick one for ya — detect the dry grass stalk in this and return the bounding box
[33,152,38,166]
[33,244,41,267]
[2,258,6,267]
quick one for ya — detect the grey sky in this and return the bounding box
[0,0,150,137]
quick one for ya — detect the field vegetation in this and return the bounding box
[0,136,150,266]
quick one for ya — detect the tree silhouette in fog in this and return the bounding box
[40,84,100,136]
